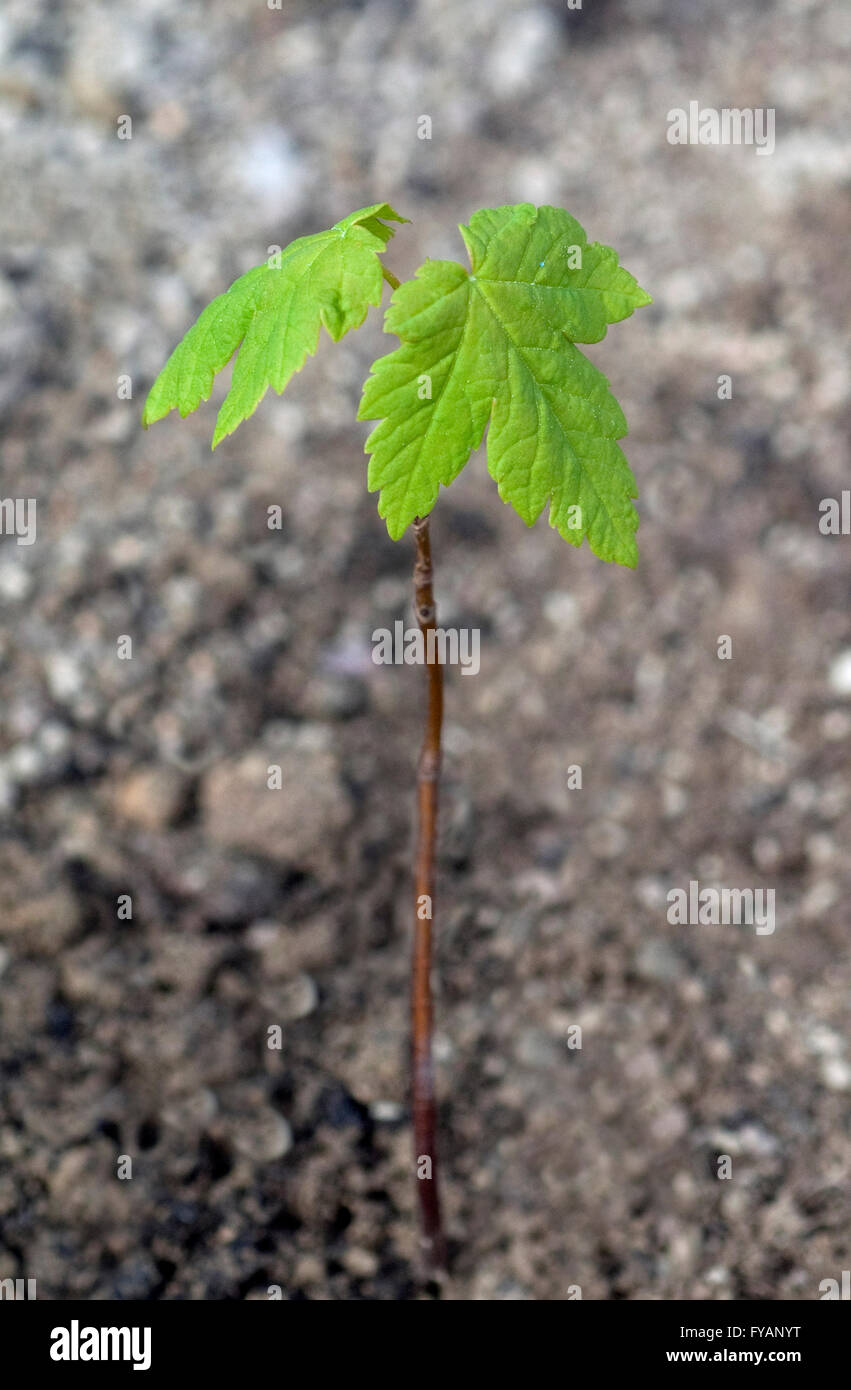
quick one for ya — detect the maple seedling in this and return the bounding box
[143,201,651,1275]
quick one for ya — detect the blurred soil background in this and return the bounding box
[1,0,850,1299]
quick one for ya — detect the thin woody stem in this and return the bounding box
[410,513,446,1272]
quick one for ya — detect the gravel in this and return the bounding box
[1,0,850,1301]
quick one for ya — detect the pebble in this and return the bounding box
[229,127,310,222]
[231,1111,294,1163]
[487,8,561,97]
[44,653,84,702]
[827,650,851,696]
[369,1100,405,1124]
[0,559,33,601]
[821,1057,851,1092]
[635,938,684,983]
[112,765,189,831]
[342,1247,378,1278]
[650,1105,689,1144]
[246,918,336,979]
[277,972,319,1022]
[201,744,352,869]
[3,0,851,1308]
[515,1027,560,1069]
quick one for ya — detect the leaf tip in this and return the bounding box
[141,399,162,430]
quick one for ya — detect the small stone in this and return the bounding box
[202,858,280,924]
[342,1247,378,1278]
[827,650,851,696]
[231,1111,293,1163]
[635,938,684,983]
[369,1100,405,1124]
[586,820,628,860]
[650,1105,689,1144]
[48,1146,91,1201]
[277,972,319,1021]
[300,673,366,720]
[801,879,839,919]
[0,559,32,601]
[294,1254,324,1285]
[821,1057,851,1091]
[201,743,352,868]
[112,765,189,831]
[487,8,560,97]
[806,1024,844,1057]
[230,127,309,221]
[162,1090,218,1133]
[246,918,336,978]
[0,880,80,954]
[6,743,44,784]
[635,876,669,910]
[515,1027,560,1068]
[543,591,579,628]
[153,935,222,994]
[45,652,84,701]
[709,1121,778,1157]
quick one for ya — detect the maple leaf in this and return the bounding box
[357,203,651,566]
[142,203,407,448]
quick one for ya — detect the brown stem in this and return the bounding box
[410,513,446,1272]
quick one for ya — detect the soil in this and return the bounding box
[1,0,850,1300]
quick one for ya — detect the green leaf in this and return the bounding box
[358,203,651,566]
[142,203,407,448]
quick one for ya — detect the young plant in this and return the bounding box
[143,201,651,1274]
